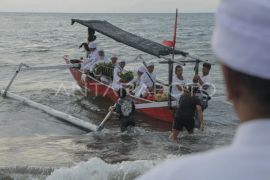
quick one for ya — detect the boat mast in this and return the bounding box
[168,8,178,108]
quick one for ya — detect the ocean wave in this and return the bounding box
[46,157,161,180]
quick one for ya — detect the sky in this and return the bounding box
[0,0,219,13]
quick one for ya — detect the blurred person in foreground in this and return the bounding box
[137,0,270,179]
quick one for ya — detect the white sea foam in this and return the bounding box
[46,157,162,180]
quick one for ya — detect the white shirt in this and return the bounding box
[200,74,212,95]
[89,55,110,73]
[127,76,143,96]
[171,75,186,99]
[112,65,123,90]
[134,71,156,97]
[80,49,99,71]
[140,71,156,88]
[201,74,212,84]
[128,76,141,87]
[136,119,270,180]
[96,55,110,64]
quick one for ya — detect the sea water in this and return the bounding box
[0,13,238,179]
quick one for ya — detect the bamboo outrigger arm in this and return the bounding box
[2,63,28,97]
[1,62,98,132]
[1,63,78,98]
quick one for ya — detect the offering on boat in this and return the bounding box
[93,62,114,78]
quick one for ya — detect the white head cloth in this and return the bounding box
[212,0,270,79]
[88,42,97,49]
[147,62,154,67]
[138,66,146,73]
[119,60,125,63]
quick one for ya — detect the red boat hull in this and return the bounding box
[66,59,175,123]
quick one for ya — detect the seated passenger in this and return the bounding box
[110,56,118,65]
[137,62,156,97]
[172,65,186,102]
[100,56,118,85]
[112,60,126,90]
[80,42,99,73]
[96,49,110,64]
[127,66,145,96]
[91,49,110,74]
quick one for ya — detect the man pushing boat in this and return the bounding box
[169,85,204,140]
[109,88,136,132]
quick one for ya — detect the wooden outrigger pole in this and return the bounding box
[0,90,97,132]
[169,9,179,108]
[1,63,98,132]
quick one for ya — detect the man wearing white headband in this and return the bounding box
[127,66,146,96]
[138,62,156,97]
[80,42,99,73]
[112,60,126,90]
[137,0,270,179]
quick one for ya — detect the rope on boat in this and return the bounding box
[0,90,98,132]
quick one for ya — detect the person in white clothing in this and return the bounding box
[88,48,103,73]
[110,56,118,65]
[90,49,110,74]
[112,60,126,90]
[96,49,110,64]
[193,62,212,95]
[141,63,156,88]
[171,65,186,102]
[80,42,99,73]
[95,49,111,84]
[193,62,213,110]
[136,0,270,179]
[127,66,145,96]
[138,62,156,97]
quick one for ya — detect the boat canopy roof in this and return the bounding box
[71,19,188,58]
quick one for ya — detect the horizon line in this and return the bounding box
[0,11,214,14]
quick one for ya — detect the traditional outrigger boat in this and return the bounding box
[66,14,209,123]
[65,55,176,122]
[0,11,212,132]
